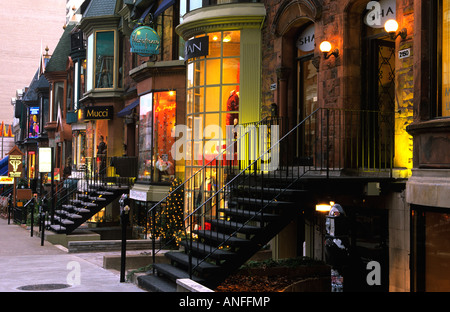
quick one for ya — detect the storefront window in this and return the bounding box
[439,0,450,117]
[185,30,240,215]
[95,31,114,89]
[86,31,117,91]
[138,91,177,183]
[28,107,39,138]
[86,34,94,91]
[54,82,64,121]
[412,206,450,291]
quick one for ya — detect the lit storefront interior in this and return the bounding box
[138,91,177,183]
[184,30,241,216]
[176,2,265,218]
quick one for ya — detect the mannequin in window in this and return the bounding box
[226,90,239,140]
[97,135,107,176]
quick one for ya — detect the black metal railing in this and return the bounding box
[145,116,284,270]
[45,156,136,232]
[143,107,396,282]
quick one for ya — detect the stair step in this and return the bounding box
[81,202,97,207]
[218,208,280,221]
[73,207,90,213]
[238,186,307,196]
[70,199,82,205]
[208,219,261,234]
[49,224,66,232]
[66,213,83,219]
[137,275,177,292]
[193,230,250,247]
[233,197,294,207]
[62,204,76,210]
[89,196,107,201]
[97,191,114,196]
[153,263,206,284]
[179,240,236,260]
[165,252,220,274]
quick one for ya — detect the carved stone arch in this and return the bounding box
[272,0,322,37]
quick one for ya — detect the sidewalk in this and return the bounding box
[0,218,144,292]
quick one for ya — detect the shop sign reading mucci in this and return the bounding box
[130,26,160,56]
[84,106,114,120]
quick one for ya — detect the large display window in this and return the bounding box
[185,30,240,215]
[138,91,177,183]
[438,0,450,117]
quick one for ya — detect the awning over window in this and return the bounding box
[153,0,175,18]
[117,99,139,117]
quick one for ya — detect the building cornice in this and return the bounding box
[176,3,266,40]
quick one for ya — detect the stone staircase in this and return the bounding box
[48,181,129,235]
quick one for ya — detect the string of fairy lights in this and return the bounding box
[147,178,184,244]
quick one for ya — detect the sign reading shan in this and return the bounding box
[130,26,160,57]
[84,106,114,120]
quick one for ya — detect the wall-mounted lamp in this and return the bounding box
[384,19,407,40]
[315,201,335,213]
[319,41,339,59]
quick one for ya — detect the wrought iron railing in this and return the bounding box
[144,107,396,281]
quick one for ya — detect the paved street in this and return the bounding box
[0,218,144,292]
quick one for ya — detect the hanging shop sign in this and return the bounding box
[185,36,209,60]
[296,24,315,52]
[130,26,161,57]
[364,0,396,28]
[84,106,114,120]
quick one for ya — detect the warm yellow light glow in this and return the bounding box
[223,34,231,42]
[169,91,175,96]
[213,35,218,41]
[319,41,332,53]
[384,19,399,33]
[315,201,335,213]
[316,203,331,213]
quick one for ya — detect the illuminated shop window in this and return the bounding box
[439,0,450,117]
[138,91,177,183]
[185,30,240,215]
[28,107,40,138]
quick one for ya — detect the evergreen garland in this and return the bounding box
[149,178,184,244]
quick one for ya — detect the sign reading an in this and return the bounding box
[84,106,114,120]
[130,26,161,57]
[185,36,209,60]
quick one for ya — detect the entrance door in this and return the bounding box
[296,54,318,164]
[362,36,395,170]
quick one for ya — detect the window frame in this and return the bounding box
[85,29,119,92]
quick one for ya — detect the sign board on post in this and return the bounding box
[7,146,24,178]
[38,147,52,173]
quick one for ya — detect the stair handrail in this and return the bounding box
[145,116,284,267]
[183,108,320,276]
